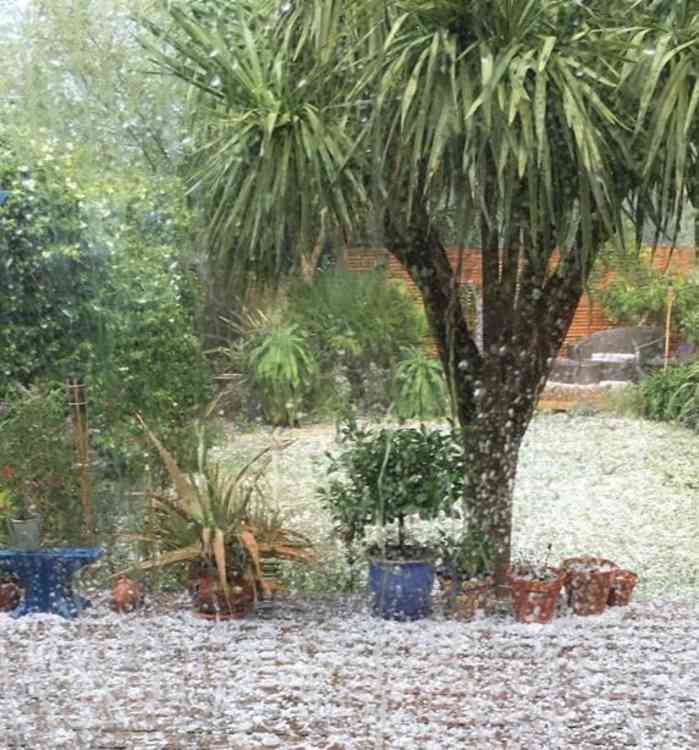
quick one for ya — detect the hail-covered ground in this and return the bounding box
[1,413,698,749]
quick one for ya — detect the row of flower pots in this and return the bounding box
[3,556,638,624]
[370,555,639,624]
[449,557,638,624]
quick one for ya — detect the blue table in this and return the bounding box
[0,547,104,618]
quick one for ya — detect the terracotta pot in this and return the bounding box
[194,574,255,620]
[562,556,616,616]
[608,569,638,606]
[509,568,564,624]
[0,581,21,611]
[111,576,145,613]
[444,577,495,620]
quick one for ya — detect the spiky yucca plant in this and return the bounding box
[123,417,314,604]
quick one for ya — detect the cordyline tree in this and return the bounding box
[142,0,698,594]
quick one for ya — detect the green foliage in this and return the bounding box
[676,272,699,344]
[0,0,184,176]
[0,383,84,544]
[247,323,317,426]
[0,138,213,476]
[286,267,427,412]
[319,421,464,553]
[86,242,212,427]
[639,361,699,433]
[438,527,495,581]
[140,0,364,286]
[596,247,699,342]
[0,143,101,398]
[392,347,448,420]
[598,385,646,418]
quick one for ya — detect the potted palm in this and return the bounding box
[119,417,314,619]
[320,421,464,620]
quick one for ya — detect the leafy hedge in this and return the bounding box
[0,146,101,396]
[0,140,213,475]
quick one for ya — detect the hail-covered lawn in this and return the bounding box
[1,414,698,748]
[225,413,699,603]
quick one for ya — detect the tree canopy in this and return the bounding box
[138,0,699,586]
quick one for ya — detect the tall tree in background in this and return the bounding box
[0,0,184,176]
[142,0,698,593]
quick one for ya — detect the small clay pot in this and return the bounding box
[444,577,495,621]
[608,569,638,606]
[509,568,564,624]
[111,576,145,613]
[562,557,617,616]
[194,574,255,620]
[0,581,21,612]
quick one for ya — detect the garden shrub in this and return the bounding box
[246,322,317,426]
[286,266,428,411]
[0,382,84,545]
[0,143,102,398]
[85,242,212,424]
[639,361,699,432]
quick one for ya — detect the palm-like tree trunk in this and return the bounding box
[386,194,594,594]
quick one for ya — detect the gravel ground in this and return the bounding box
[0,595,697,749]
[2,413,699,748]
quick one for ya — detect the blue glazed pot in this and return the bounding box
[368,558,434,621]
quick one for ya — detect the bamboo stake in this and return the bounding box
[67,378,94,539]
[664,286,675,371]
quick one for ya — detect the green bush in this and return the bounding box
[319,421,464,553]
[0,141,213,474]
[0,382,84,545]
[286,266,428,409]
[247,322,317,425]
[0,145,101,397]
[597,246,699,343]
[639,361,699,432]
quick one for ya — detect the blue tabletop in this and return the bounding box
[0,547,104,560]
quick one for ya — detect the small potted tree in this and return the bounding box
[5,488,42,550]
[320,421,463,620]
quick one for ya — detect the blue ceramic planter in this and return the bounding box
[368,558,434,621]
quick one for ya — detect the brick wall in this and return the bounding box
[344,245,697,348]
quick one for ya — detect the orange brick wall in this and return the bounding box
[344,245,697,348]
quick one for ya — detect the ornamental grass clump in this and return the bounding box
[640,359,699,433]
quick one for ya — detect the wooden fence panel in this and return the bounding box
[344,245,696,348]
